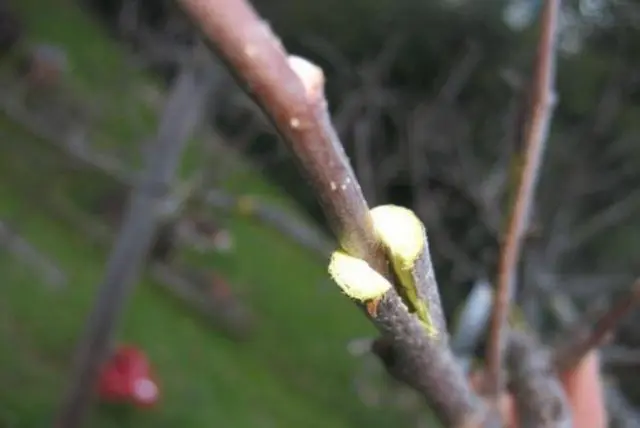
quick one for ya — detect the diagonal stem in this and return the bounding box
[177,0,488,426]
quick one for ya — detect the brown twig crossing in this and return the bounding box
[485,0,561,402]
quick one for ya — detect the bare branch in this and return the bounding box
[0,220,67,288]
[43,186,252,340]
[486,0,560,401]
[436,40,483,103]
[203,189,335,258]
[523,231,638,428]
[54,50,219,428]
[0,94,132,185]
[555,278,640,373]
[601,345,640,368]
[177,0,487,426]
[149,263,254,340]
[567,189,640,254]
[507,330,572,428]
[532,259,640,428]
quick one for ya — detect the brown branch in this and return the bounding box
[177,0,487,426]
[532,262,640,427]
[486,0,560,402]
[507,330,573,428]
[54,51,218,428]
[555,278,640,373]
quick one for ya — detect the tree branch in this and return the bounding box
[177,0,487,426]
[555,278,640,373]
[44,187,253,341]
[507,330,572,428]
[0,219,67,288]
[486,0,560,401]
[203,189,335,258]
[54,49,219,428]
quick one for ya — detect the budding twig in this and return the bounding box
[177,0,487,426]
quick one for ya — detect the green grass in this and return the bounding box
[0,0,422,427]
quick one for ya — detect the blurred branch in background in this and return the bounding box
[555,279,640,373]
[40,187,254,341]
[203,189,334,258]
[546,283,640,428]
[0,219,67,289]
[0,76,333,260]
[55,44,220,428]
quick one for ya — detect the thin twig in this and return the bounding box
[177,1,487,426]
[149,263,254,340]
[203,189,335,257]
[533,258,640,427]
[0,220,67,288]
[601,345,640,368]
[486,0,560,401]
[555,278,640,373]
[42,187,252,340]
[568,189,640,253]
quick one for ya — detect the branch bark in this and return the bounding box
[177,0,488,426]
[507,330,572,428]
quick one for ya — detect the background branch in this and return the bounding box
[555,278,640,373]
[203,189,335,257]
[54,47,220,428]
[0,219,67,288]
[486,0,560,401]
[0,86,333,260]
